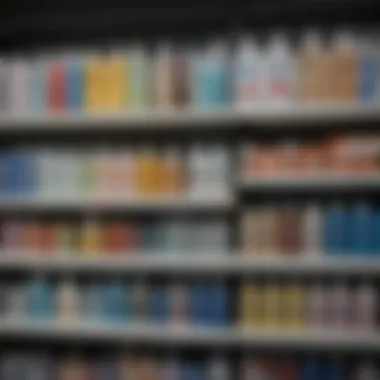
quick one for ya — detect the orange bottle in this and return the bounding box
[104,222,126,255]
[136,147,160,196]
[329,32,357,102]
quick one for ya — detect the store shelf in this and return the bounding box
[240,175,380,192]
[0,108,238,132]
[0,194,232,212]
[0,320,378,350]
[0,103,379,133]
[0,255,379,275]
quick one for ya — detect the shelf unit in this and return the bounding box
[0,255,379,275]
[0,321,379,351]
[0,103,379,133]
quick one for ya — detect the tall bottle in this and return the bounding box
[265,33,296,106]
[192,41,229,109]
[129,45,151,108]
[298,31,329,102]
[329,31,357,102]
[154,42,174,108]
[57,277,78,322]
[233,35,264,109]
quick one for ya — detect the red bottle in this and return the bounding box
[48,57,66,112]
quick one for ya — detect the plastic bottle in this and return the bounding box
[192,41,229,109]
[328,280,350,329]
[129,45,150,108]
[307,282,326,330]
[57,278,78,321]
[47,53,66,113]
[330,31,357,102]
[265,33,295,106]
[233,35,264,109]
[349,201,374,256]
[8,56,29,115]
[81,218,102,256]
[65,51,84,112]
[298,31,328,102]
[106,48,127,110]
[103,278,126,323]
[301,356,321,380]
[263,280,281,330]
[170,281,188,325]
[323,201,347,256]
[357,37,379,102]
[303,203,323,256]
[209,356,230,380]
[27,275,54,320]
[154,42,174,108]
[354,282,377,330]
[0,57,9,115]
[81,280,104,322]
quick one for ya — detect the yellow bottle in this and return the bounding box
[239,282,264,329]
[85,52,106,111]
[136,148,160,196]
[107,49,127,110]
[263,281,281,330]
[81,218,102,256]
[285,283,305,331]
[239,283,254,329]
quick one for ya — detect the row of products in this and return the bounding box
[241,356,379,380]
[0,277,228,326]
[0,146,229,197]
[241,202,380,256]
[0,353,378,380]
[0,218,228,255]
[241,134,380,178]
[239,281,377,331]
[0,32,379,116]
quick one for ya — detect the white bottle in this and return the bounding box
[354,282,377,330]
[209,356,231,380]
[233,35,264,109]
[302,203,323,256]
[265,33,296,106]
[307,282,326,330]
[57,278,78,322]
[8,57,29,115]
[329,281,350,329]
[188,144,206,197]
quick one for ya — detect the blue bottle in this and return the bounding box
[325,358,345,380]
[349,202,373,256]
[370,206,380,256]
[184,361,206,380]
[189,282,208,326]
[208,281,228,327]
[193,42,228,109]
[66,53,84,112]
[358,40,379,102]
[103,279,126,323]
[323,202,347,256]
[301,356,320,380]
[149,284,170,324]
[27,276,54,320]
[82,281,104,322]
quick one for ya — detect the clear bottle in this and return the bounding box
[233,35,264,109]
[265,33,296,106]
